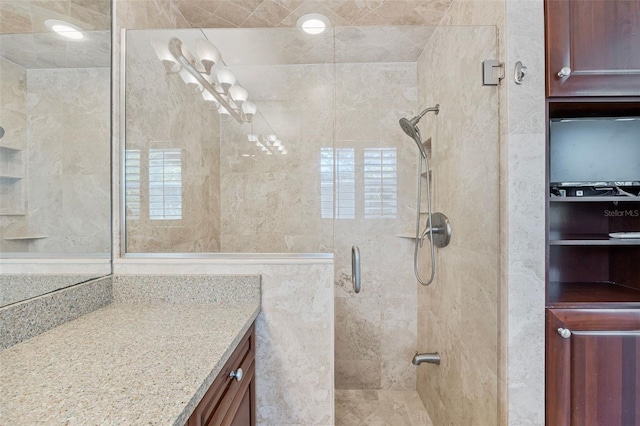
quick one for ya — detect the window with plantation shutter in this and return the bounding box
[320,148,355,219]
[149,149,182,220]
[125,149,140,220]
[364,148,397,218]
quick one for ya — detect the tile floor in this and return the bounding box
[335,389,434,426]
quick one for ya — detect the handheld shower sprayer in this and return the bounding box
[399,104,439,158]
[398,104,450,287]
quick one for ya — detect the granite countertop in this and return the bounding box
[0,302,260,425]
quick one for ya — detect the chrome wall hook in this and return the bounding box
[514,61,527,84]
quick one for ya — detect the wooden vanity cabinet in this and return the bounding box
[545,0,640,97]
[187,324,255,426]
[546,309,640,426]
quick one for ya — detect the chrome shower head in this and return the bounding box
[399,104,439,158]
[399,117,427,158]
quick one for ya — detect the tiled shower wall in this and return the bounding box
[124,33,221,253]
[27,68,111,254]
[219,63,335,253]
[0,61,110,254]
[416,25,500,426]
[0,58,28,251]
[333,62,418,390]
[220,60,419,389]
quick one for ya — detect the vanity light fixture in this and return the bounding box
[44,19,84,40]
[296,13,331,35]
[247,134,288,156]
[156,37,258,124]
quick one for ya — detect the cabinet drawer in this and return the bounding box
[187,324,255,426]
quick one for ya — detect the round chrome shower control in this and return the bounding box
[424,212,452,248]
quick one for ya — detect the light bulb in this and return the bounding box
[179,68,203,91]
[196,38,222,74]
[228,85,249,105]
[273,140,282,147]
[215,66,236,91]
[296,14,330,35]
[248,134,258,142]
[241,101,257,121]
[45,20,84,40]
[267,134,277,142]
[201,90,218,103]
[150,39,181,73]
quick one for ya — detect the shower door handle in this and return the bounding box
[352,246,361,293]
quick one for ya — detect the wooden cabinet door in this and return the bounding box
[545,0,640,96]
[187,324,255,426]
[546,309,640,426]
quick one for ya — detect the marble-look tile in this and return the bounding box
[254,263,334,425]
[336,62,417,110]
[124,31,221,253]
[507,0,545,135]
[438,0,505,26]
[335,389,433,426]
[0,0,110,34]
[334,297,382,361]
[174,1,235,28]
[0,1,33,33]
[0,276,112,350]
[506,133,545,426]
[335,359,382,390]
[355,0,452,26]
[20,67,110,255]
[0,58,27,237]
[416,24,500,426]
[248,0,292,26]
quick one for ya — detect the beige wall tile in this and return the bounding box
[506,1,546,425]
[416,24,500,426]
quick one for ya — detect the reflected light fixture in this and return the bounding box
[296,13,330,35]
[44,19,84,40]
[195,38,221,74]
[247,134,288,156]
[157,37,257,124]
[150,39,182,73]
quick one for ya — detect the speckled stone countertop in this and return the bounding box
[0,302,260,425]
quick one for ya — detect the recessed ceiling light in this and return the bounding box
[296,13,330,35]
[44,19,84,40]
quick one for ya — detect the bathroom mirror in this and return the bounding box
[0,0,112,307]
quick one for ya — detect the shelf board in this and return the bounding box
[549,196,640,203]
[548,281,640,308]
[0,212,26,216]
[549,233,640,246]
[0,175,23,180]
[397,234,418,239]
[3,235,47,241]
[0,145,22,152]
